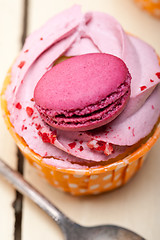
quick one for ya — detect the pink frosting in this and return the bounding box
[5,5,160,168]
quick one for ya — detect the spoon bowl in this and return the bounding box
[0,158,145,240]
[61,222,145,240]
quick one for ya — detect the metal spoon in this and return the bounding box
[0,158,145,240]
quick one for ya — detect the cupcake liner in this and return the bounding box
[1,70,160,195]
[134,0,160,17]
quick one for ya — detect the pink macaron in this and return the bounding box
[34,53,131,131]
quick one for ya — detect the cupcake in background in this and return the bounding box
[134,0,160,17]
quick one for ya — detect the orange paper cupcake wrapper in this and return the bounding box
[1,70,160,195]
[134,0,160,17]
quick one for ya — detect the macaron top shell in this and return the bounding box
[34,53,130,110]
[34,53,131,131]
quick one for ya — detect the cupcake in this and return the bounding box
[134,0,160,17]
[1,5,160,195]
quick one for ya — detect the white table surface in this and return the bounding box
[0,0,160,239]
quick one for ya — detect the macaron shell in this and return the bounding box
[34,53,130,111]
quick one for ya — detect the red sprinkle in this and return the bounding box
[38,130,56,144]
[41,132,50,143]
[104,143,113,156]
[128,126,131,130]
[79,140,83,144]
[50,132,56,144]
[32,116,38,120]
[132,128,135,137]
[13,87,16,93]
[38,131,42,137]
[26,107,34,117]
[140,86,147,91]
[96,141,106,151]
[87,140,106,151]
[30,98,34,102]
[150,79,154,83]
[18,61,25,69]
[15,102,22,109]
[22,125,27,131]
[24,49,29,53]
[35,124,41,130]
[68,142,76,149]
[152,105,155,109]
[79,146,84,151]
[156,72,160,79]
[105,130,110,136]
[40,37,43,40]
[44,152,48,157]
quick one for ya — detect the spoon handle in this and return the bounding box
[0,158,72,230]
